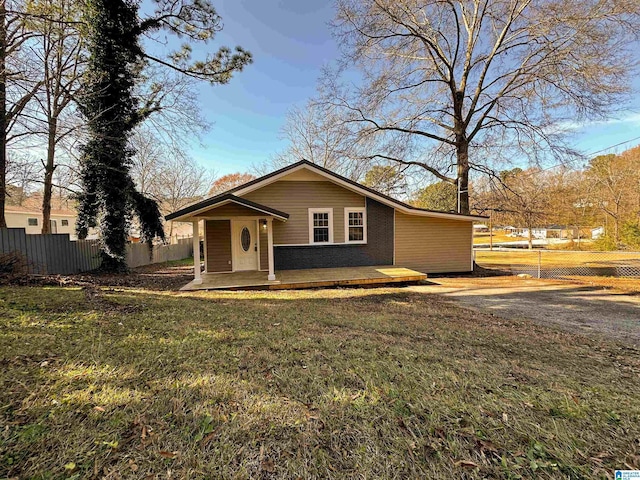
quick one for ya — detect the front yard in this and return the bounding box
[1,280,639,478]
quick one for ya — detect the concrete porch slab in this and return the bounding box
[180,266,427,291]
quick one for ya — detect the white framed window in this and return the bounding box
[28,218,38,226]
[308,208,333,244]
[345,207,367,243]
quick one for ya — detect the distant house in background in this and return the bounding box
[511,225,579,240]
[473,224,490,233]
[5,194,99,240]
[5,205,81,238]
[591,226,605,239]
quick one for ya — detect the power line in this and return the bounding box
[585,135,640,157]
[496,135,640,181]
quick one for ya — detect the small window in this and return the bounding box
[240,227,251,252]
[61,219,69,226]
[345,208,367,243]
[309,208,333,244]
[28,218,38,226]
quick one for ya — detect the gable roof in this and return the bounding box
[166,160,486,222]
[166,193,289,221]
[6,204,77,217]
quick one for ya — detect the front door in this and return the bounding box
[233,220,258,271]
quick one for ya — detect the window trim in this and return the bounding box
[27,217,38,226]
[308,208,334,244]
[61,219,69,227]
[344,207,367,244]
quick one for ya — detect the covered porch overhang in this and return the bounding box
[165,194,289,285]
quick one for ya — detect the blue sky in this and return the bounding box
[168,0,339,175]
[143,1,640,177]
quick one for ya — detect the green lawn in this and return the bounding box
[1,285,639,479]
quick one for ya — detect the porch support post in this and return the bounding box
[267,217,275,281]
[192,220,202,284]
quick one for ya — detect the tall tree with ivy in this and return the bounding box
[77,0,251,271]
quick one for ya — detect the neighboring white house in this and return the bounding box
[6,205,78,235]
[591,226,605,239]
[473,223,490,233]
[510,225,579,239]
[5,205,99,240]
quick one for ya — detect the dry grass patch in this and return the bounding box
[1,286,639,479]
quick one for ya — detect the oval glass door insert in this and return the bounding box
[241,227,251,252]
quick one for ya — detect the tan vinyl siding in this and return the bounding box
[205,220,232,272]
[200,203,263,217]
[243,181,364,244]
[395,212,472,273]
[259,222,268,270]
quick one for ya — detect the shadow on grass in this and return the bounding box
[1,285,640,479]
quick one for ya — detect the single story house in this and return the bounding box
[166,160,486,284]
[513,225,579,240]
[591,226,605,239]
[473,223,490,233]
[6,205,79,237]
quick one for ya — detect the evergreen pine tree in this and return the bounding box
[77,0,163,272]
[77,0,251,272]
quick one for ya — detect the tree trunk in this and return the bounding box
[41,118,57,234]
[528,227,533,250]
[0,0,7,228]
[456,138,470,215]
[614,203,620,242]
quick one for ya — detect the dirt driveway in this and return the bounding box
[409,276,640,344]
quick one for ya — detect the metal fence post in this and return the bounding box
[537,250,541,279]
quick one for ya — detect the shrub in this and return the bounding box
[592,234,618,251]
[621,222,640,250]
[0,252,29,277]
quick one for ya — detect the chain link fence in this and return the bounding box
[474,248,640,279]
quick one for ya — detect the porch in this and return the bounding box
[180,265,427,291]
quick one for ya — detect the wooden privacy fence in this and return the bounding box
[0,228,192,274]
[126,240,193,268]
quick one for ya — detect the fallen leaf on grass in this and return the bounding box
[476,439,498,454]
[200,429,220,448]
[159,450,178,459]
[454,460,479,468]
[93,406,105,412]
[261,459,276,472]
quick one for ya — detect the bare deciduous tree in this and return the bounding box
[478,168,549,249]
[268,100,372,180]
[6,152,38,204]
[362,165,407,196]
[325,0,640,214]
[27,0,84,233]
[586,152,639,241]
[0,0,42,226]
[208,172,255,196]
[155,153,214,237]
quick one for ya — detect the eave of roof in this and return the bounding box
[165,193,290,221]
[165,160,487,222]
